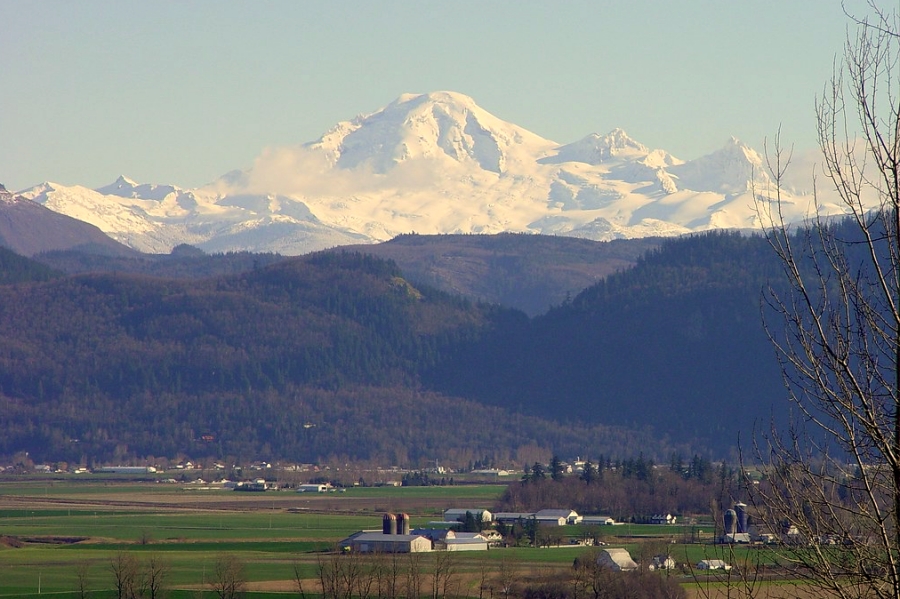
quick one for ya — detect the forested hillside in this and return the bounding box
[427,230,790,455]
[0,251,667,464]
[0,246,61,285]
[332,233,660,315]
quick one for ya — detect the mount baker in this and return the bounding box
[16,91,831,255]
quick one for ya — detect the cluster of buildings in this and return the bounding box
[340,513,491,553]
[337,507,649,555]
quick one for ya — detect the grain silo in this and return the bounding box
[724,509,737,535]
[735,503,748,533]
[383,513,397,535]
[399,512,410,535]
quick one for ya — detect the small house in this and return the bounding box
[697,559,731,571]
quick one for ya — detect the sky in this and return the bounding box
[0,1,862,192]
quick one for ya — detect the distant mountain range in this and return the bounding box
[12,91,848,255]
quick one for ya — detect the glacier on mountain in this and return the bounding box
[15,91,840,255]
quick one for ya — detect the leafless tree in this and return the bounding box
[317,549,377,599]
[292,559,308,599]
[429,551,457,599]
[210,554,247,599]
[493,557,518,599]
[141,554,170,599]
[74,561,92,599]
[109,552,138,599]
[754,2,900,598]
[405,552,424,599]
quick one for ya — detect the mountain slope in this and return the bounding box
[15,92,840,255]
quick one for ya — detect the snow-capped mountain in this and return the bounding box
[15,91,831,255]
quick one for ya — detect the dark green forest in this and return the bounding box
[0,229,811,466]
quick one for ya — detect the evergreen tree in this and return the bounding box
[581,460,596,485]
[549,455,565,481]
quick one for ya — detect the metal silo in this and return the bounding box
[724,509,737,535]
[735,502,748,533]
[399,512,410,535]
[383,513,397,535]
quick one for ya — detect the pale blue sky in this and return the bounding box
[0,1,856,191]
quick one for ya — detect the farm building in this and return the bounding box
[443,508,493,523]
[649,555,676,570]
[411,529,489,551]
[341,532,431,553]
[597,548,638,571]
[581,516,616,526]
[493,512,534,524]
[697,559,731,571]
[446,532,489,551]
[94,466,157,474]
[650,513,677,524]
[296,483,331,493]
[534,509,581,525]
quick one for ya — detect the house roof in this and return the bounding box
[453,532,487,540]
[446,537,488,545]
[535,509,577,518]
[411,528,453,541]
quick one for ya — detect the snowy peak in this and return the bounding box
[306,91,555,174]
[543,129,651,165]
[669,137,771,195]
[96,175,179,201]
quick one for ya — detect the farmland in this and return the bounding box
[0,477,781,598]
